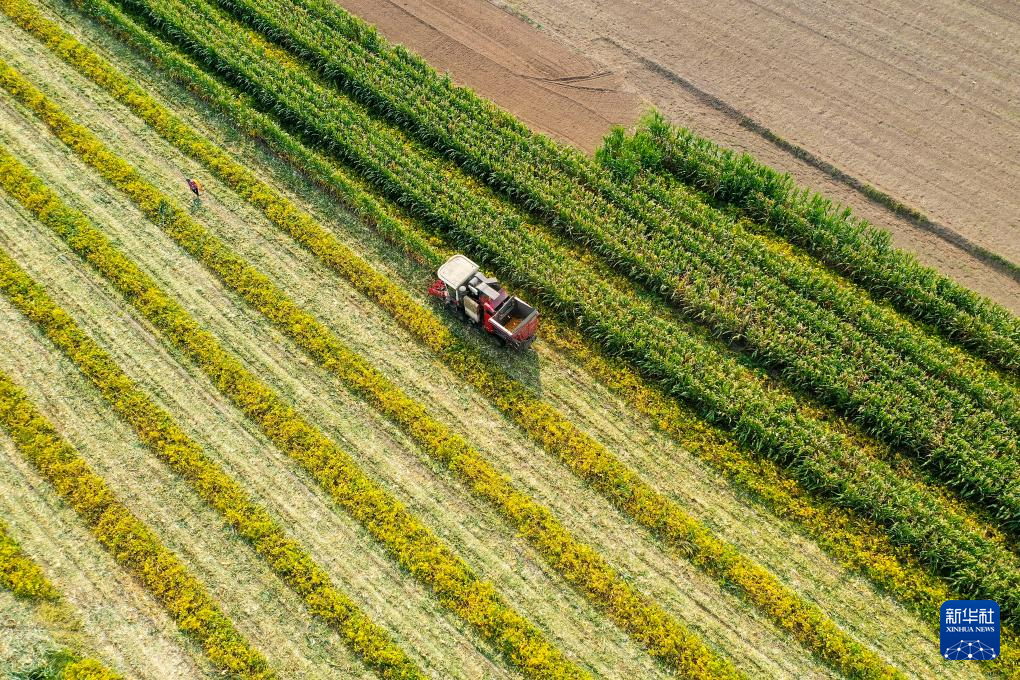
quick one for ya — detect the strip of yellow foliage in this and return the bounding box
[0,362,274,678]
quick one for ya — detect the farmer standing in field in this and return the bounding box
[187,177,204,199]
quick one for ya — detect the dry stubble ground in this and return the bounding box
[0,413,212,679]
[0,2,988,678]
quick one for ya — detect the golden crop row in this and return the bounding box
[12,651,124,680]
[0,163,425,678]
[0,517,125,678]
[0,64,589,680]
[0,358,272,678]
[0,518,57,600]
[0,5,907,677]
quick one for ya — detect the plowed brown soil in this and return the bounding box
[336,0,642,151]
[337,0,1020,312]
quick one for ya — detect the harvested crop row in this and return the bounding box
[93,0,1020,621]
[0,355,272,679]
[0,153,428,680]
[618,114,1020,373]
[210,0,1020,469]
[0,4,910,678]
[0,65,672,680]
[0,50,752,680]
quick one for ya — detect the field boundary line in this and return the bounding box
[0,354,273,678]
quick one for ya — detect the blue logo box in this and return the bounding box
[941,600,999,660]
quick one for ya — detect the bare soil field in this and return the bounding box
[336,0,642,152]
[343,0,1020,311]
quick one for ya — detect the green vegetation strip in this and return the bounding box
[10,650,123,680]
[1,514,123,678]
[0,161,426,680]
[615,113,1020,373]
[0,46,755,680]
[0,518,58,600]
[94,0,1020,620]
[0,62,617,680]
[0,4,913,678]
[0,353,272,678]
[213,0,1020,487]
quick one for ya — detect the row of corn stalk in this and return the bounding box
[596,128,1020,435]
[604,113,1020,372]
[0,3,918,677]
[0,56,750,680]
[0,357,272,678]
[0,160,430,680]
[88,0,1020,620]
[207,0,1020,451]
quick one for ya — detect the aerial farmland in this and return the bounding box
[0,0,1016,678]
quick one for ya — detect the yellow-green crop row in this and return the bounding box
[9,650,124,680]
[0,49,751,680]
[0,9,915,677]
[0,518,123,678]
[0,360,273,678]
[0,68,602,680]
[0,172,425,680]
[0,518,58,600]
[56,657,124,680]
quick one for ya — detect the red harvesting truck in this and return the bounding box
[428,254,539,349]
